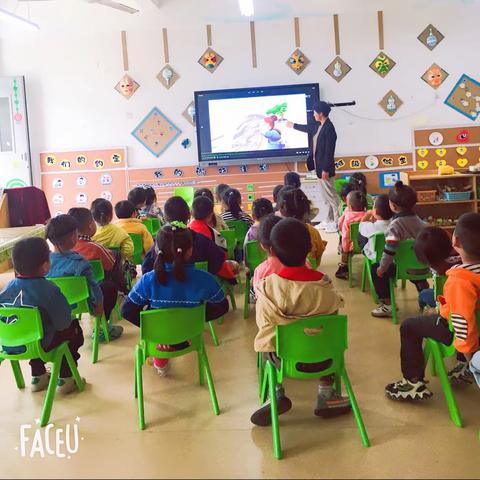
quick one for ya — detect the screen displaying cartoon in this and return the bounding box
[195,83,320,166]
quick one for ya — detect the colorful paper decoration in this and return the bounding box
[259,163,268,172]
[115,31,140,100]
[421,63,449,90]
[380,172,400,188]
[218,167,228,175]
[157,28,179,89]
[286,18,309,75]
[445,74,480,121]
[131,107,181,157]
[181,139,191,149]
[417,148,429,158]
[247,184,254,192]
[379,90,402,116]
[436,159,447,168]
[398,155,408,166]
[417,160,429,170]
[154,170,163,178]
[456,147,468,155]
[195,167,206,176]
[198,25,223,73]
[350,158,361,169]
[381,157,394,167]
[173,169,184,177]
[182,101,196,127]
[240,165,248,173]
[435,148,447,157]
[457,130,470,143]
[457,158,469,168]
[365,155,379,169]
[418,24,444,51]
[370,52,396,78]
[325,15,351,82]
[429,132,444,146]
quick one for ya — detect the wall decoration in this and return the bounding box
[173,169,184,177]
[250,21,257,68]
[457,158,469,168]
[40,148,128,216]
[218,167,228,175]
[286,17,309,75]
[325,14,351,82]
[421,63,449,90]
[182,101,196,127]
[417,160,429,170]
[131,107,181,157]
[417,148,429,158]
[365,155,379,169]
[428,132,444,146]
[418,24,444,51]
[435,148,447,157]
[240,165,248,173]
[457,130,469,143]
[198,25,223,73]
[154,170,163,178]
[157,28,180,89]
[350,158,361,169]
[195,167,206,176]
[444,74,480,121]
[181,139,191,149]
[259,163,268,172]
[114,31,140,99]
[369,12,396,78]
[456,146,468,156]
[379,90,403,117]
[12,78,22,123]
[380,171,400,188]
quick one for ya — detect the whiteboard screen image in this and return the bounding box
[208,94,308,153]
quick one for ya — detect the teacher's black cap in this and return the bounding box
[312,101,331,116]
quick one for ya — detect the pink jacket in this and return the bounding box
[339,209,365,252]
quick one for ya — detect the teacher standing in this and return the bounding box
[286,101,339,233]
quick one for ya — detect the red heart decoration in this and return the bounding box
[457,129,470,143]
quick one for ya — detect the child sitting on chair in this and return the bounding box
[46,214,123,341]
[386,213,480,400]
[370,181,428,318]
[128,187,147,218]
[251,218,348,426]
[115,200,154,255]
[121,223,229,376]
[220,188,254,226]
[0,238,85,394]
[194,188,228,231]
[141,186,165,224]
[245,198,274,245]
[335,190,367,279]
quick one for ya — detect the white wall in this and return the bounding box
[0,0,478,185]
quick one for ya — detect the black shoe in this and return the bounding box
[335,264,349,280]
[250,395,292,427]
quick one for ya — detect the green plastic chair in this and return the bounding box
[89,259,105,282]
[360,232,385,304]
[259,314,370,459]
[366,194,374,210]
[0,307,85,426]
[243,241,267,319]
[150,217,161,236]
[195,261,220,347]
[388,239,432,325]
[142,218,154,236]
[347,222,362,288]
[307,257,318,270]
[334,178,349,195]
[174,186,194,209]
[225,220,250,249]
[48,276,110,364]
[129,233,144,266]
[219,229,236,261]
[134,305,220,429]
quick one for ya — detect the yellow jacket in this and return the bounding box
[306,223,326,266]
[93,223,134,260]
[115,218,154,254]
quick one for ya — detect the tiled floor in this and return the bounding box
[0,233,479,478]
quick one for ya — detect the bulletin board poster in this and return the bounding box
[40,148,128,216]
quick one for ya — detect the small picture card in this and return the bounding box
[198,47,224,73]
[114,74,140,99]
[418,24,444,51]
[379,90,403,117]
[157,64,180,89]
[286,48,310,75]
[369,51,396,78]
[325,56,351,82]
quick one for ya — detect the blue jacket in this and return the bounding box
[142,229,224,276]
[47,251,103,309]
[0,277,72,348]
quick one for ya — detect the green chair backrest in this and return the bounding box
[142,218,154,236]
[371,232,385,263]
[276,314,347,381]
[434,274,447,298]
[366,194,374,210]
[129,233,144,265]
[0,307,44,359]
[174,186,195,209]
[394,239,431,281]
[48,276,90,316]
[89,259,105,283]
[195,261,208,271]
[245,240,267,272]
[140,305,205,358]
[335,178,349,195]
[150,217,161,235]
[219,229,236,260]
[350,222,362,255]
[308,257,318,270]
[225,220,250,247]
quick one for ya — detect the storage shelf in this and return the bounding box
[417,199,475,205]
[408,173,475,180]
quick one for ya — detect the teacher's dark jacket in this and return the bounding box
[293,118,337,178]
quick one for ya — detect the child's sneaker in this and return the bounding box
[448,362,474,384]
[385,378,433,401]
[250,392,292,427]
[98,324,124,342]
[371,303,392,318]
[153,361,170,377]
[314,393,351,418]
[335,264,349,280]
[57,376,85,395]
[31,373,50,392]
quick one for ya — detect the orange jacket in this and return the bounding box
[439,264,480,354]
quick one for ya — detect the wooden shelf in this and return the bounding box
[407,172,475,180]
[417,199,475,206]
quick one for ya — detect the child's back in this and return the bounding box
[220,188,254,226]
[339,190,367,253]
[114,200,153,254]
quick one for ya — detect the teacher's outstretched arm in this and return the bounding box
[286,120,315,134]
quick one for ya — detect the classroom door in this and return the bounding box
[0,76,32,188]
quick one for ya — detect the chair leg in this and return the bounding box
[360,259,367,293]
[197,351,205,386]
[367,265,379,304]
[257,352,264,401]
[348,254,353,288]
[208,321,220,347]
[114,302,122,322]
[266,362,282,460]
[342,369,370,447]
[229,284,237,311]
[92,316,100,364]
[201,346,220,415]
[40,350,62,427]
[431,343,463,427]
[135,346,145,430]
[389,279,398,325]
[424,341,436,377]
[10,360,25,389]
[101,315,110,343]
[243,275,250,319]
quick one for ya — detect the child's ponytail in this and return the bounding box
[224,188,242,218]
[154,247,168,285]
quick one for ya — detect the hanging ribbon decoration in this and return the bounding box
[285,17,309,74]
[250,21,257,68]
[325,14,351,82]
[114,31,140,99]
[157,28,179,89]
[198,24,224,73]
[369,11,396,78]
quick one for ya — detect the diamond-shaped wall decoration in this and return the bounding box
[325,56,352,82]
[286,48,310,75]
[198,47,224,73]
[114,74,140,99]
[418,24,444,51]
[421,63,449,90]
[182,101,196,126]
[131,107,181,157]
[379,90,403,117]
[157,64,180,89]
[369,51,396,78]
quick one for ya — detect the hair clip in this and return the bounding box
[177,248,183,253]
[170,220,187,230]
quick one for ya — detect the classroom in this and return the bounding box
[0,0,479,478]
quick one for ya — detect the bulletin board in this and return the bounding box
[413,125,480,171]
[127,163,296,212]
[40,148,128,216]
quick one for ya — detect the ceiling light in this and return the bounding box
[0,7,39,30]
[239,0,254,17]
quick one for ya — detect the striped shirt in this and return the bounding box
[220,210,254,227]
